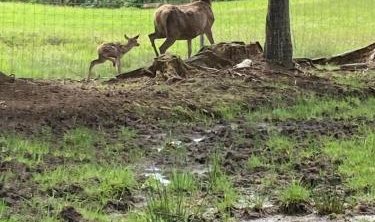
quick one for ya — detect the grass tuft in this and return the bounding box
[279,181,310,214]
[246,154,267,171]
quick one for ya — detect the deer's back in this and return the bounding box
[97,42,122,58]
[154,1,214,39]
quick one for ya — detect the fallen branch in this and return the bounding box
[107,68,154,83]
[0,72,15,83]
[339,63,370,71]
[296,42,375,66]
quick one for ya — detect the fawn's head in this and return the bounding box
[124,34,140,48]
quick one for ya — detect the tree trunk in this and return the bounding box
[264,0,293,68]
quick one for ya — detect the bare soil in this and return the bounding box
[1,66,372,135]
[1,44,375,221]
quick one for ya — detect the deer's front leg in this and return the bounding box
[187,39,192,58]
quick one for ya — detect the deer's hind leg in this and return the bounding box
[199,34,205,48]
[88,56,106,81]
[149,32,162,57]
[205,29,214,45]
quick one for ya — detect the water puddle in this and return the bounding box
[231,123,239,130]
[191,135,206,143]
[169,140,182,146]
[144,172,170,185]
[190,165,210,175]
[144,166,170,185]
[235,190,274,210]
[205,124,226,134]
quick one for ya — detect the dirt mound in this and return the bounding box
[0,71,371,135]
[103,187,134,213]
[59,206,85,222]
[0,79,139,134]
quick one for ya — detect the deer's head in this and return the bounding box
[124,34,140,48]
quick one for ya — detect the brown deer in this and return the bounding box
[148,0,214,58]
[88,34,140,81]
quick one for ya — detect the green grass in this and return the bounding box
[145,187,188,222]
[324,128,375,200]
[246,154,267,171]
[118,126,138,141]
[246,96,375,122]
[169,170,198,193]
[0,200,9,220]
[1,0,375,79]
[34,163,136,199]
[58,127,102,161]
[0,134,50,166]
[278,181,310,211]
[139,170,202,222]
[208,153,238,214]
[313,190,345,215]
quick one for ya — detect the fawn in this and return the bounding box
[88,34,140,81]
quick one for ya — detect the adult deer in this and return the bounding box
[148,0,214,58]
[88,34,139,81]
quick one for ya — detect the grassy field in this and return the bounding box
[0,0,374,79]
[1,0,375,220]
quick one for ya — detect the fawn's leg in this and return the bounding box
[159,38,176,55]
[115,57,122,74]
[108,57,116,67]
[88,56,106,81]
[187,39,192,58]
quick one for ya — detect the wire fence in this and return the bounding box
[0,0,374,79]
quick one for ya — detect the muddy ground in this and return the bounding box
[1,49,375,221]
[1,65,373,135]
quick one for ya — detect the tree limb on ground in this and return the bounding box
[0,72,15,83]
[295,42,375,71]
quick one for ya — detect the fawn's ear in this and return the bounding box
[134,34,140,39]
[124,34,130,40]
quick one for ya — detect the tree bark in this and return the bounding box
[264,0,293,68]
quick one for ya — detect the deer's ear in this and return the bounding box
[124,34,129,40]
[134,34,140,39]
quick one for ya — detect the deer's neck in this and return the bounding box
[120,43,134,55]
